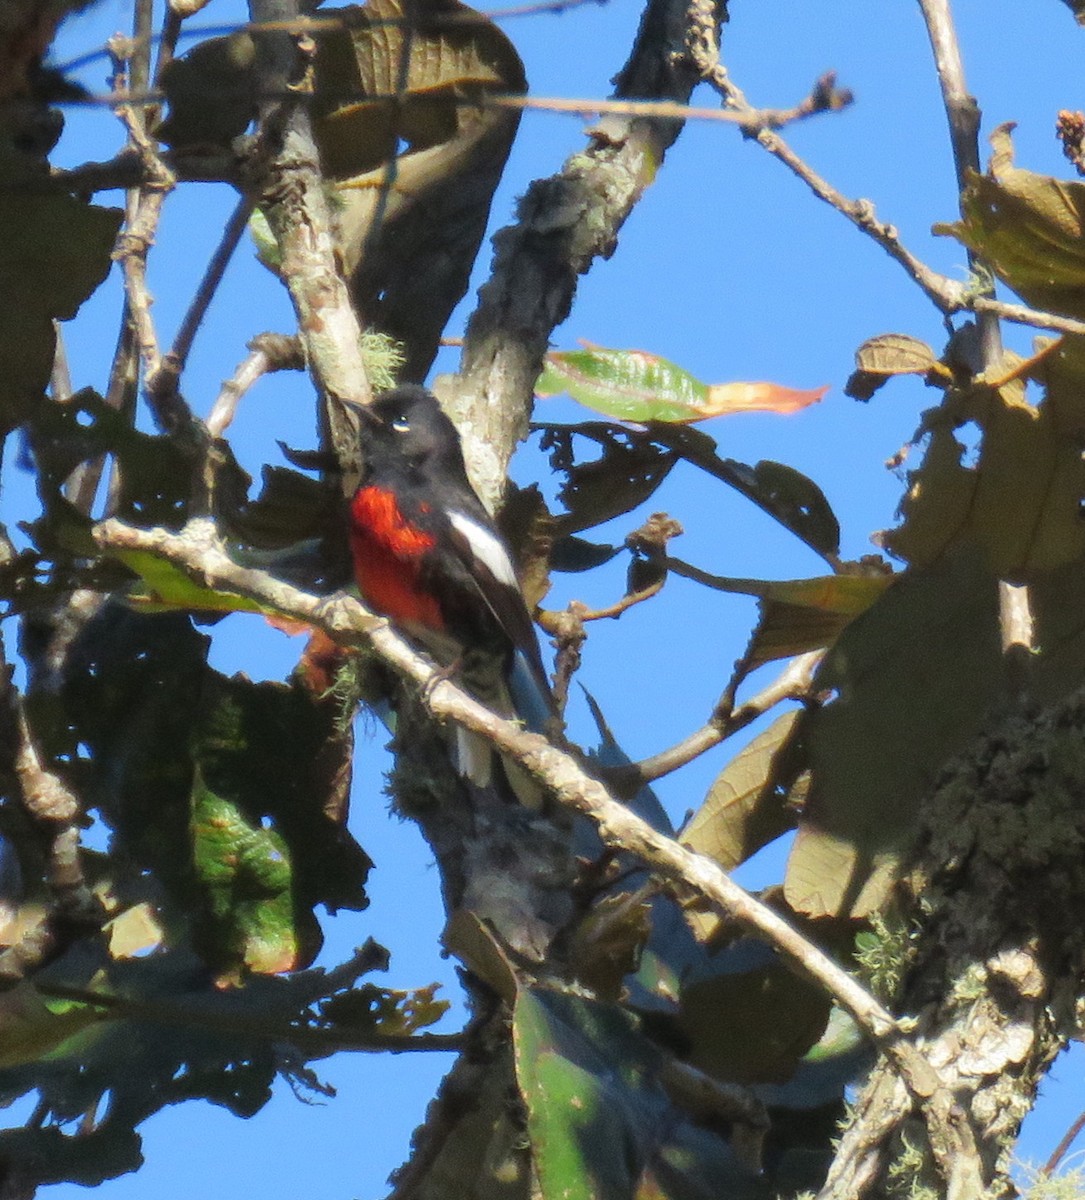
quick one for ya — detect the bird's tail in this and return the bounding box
[452,647,552,808]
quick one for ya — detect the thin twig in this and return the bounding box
[152,6,184,86]
[69,86,849,131]
[489,90,848,127]
[49,323,73,403]
[108,51,172,387]
[130,0,154,95]
[971,296,1085,339]
[1042,1108,1085,1177]
[538,583,663,631]
[207,332,305,436]
[36,982,464,1056]
[57,0,608,76]
[148,192,256,411]
[917,0,982,187]
[685,0,960,318]
[617,650,821,788]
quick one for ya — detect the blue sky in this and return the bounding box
[8,0,1085,1193]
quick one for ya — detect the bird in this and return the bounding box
[347,384,553,796]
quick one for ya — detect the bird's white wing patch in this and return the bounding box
[448,511,519,588]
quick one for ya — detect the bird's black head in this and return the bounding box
[357,385,468,483]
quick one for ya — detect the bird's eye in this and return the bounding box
[391,416,410,433]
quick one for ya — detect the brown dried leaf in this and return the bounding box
[846,333,945,401]
[937,124,1085,320]
[784,548,1004,919]
[884,352,1085,578]
[314,0,526,379]
[680,711,801,874]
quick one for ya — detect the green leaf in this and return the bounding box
[190,774,298,981]
[0,984,108,1070]
[679,938,831,1085]
[117,550,273,616]
[514,988,759,1200]
[538,347,826,424]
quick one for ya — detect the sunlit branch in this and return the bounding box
[109,59,171,391]
[88,516,926,1085]
[916,0,1034,683]
[247,0,372,448]
[614,650,821,789]
[207,332,305,436]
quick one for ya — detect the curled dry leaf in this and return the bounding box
[936,123,1085,321]
[845,333,948,401]
[680,710,802,876]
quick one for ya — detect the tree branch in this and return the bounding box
[915,0,1033,686]
[148,192,256,411]
[207,332,305,435]
[0,646,101,984]
[612,650,822,790]
[90,517,936,1087]
[444,0,703,508]
[247,0,372,472]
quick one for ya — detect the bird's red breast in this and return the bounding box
[349,485,445,630]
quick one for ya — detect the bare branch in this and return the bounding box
[916,0,982,188]
[916,0,1034,682]
[971,295,1085,339]
[149,192,255,409]
[108,44,173,388]
[0,649,100,983]
[1043,1109,1085,1177]
[686,0,961,318]
[247,1,371,468]
[488,89,851,128]
[89,517,912,1062]
[616,650,822,788]
[207,332,305,436]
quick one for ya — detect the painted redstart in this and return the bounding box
[348,385,553,795]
